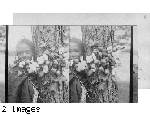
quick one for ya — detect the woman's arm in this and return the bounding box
[21,78,34,103]
[8,72,26,103]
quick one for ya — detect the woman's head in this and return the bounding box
[69,37,85,60]
[16,38,34,62]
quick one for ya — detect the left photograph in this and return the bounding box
[0,25,6,103]
[8,26,69,103]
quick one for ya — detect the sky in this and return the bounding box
[70,26,82,40]
[8,26,32,51]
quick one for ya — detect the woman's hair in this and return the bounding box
[69,37,85,56]
[16,38,35,54]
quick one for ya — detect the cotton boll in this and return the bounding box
[43,65,48,73]
[29,62,39,73]
[43,54,48,61]
[91,52,96,60]
[76,60,87,72]
[76,63,83,72]
[80,60,87,69]
[19,61,25,68]
[91,63,96,69]
[37,56,45,65]
[86,56,93,63]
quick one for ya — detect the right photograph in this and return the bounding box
[69,25,137,103]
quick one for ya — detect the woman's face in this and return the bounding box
[17,43,33,62]
[69,42,82,60]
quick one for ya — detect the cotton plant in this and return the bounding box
[16,53,50,77]
[69,45,119,103]
[37,53,48,65]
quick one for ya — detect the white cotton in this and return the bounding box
[37,56,45,64]
[91,63,96,69]
[80,60,87,66]
[76,63,83,72]
[19,61,25,68]
[29,62,39,73]
[86,55,93,63]
[43,65,48,73]
[91,53,96,60]
[43,54,48,61]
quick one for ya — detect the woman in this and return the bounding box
[69,37,88,103]
[8,38,40,103]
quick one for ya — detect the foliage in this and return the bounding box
[31,26,69,103]
[72,25,121,103]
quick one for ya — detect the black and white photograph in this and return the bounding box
[0,25,6,103]
[69,25,136,103]
[8,26,69,103]
[8,25,137,103]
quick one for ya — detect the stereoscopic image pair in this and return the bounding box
[0,25,138,103]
